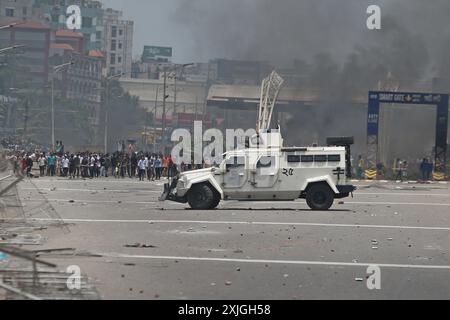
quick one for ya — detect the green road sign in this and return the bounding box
[142,46,172,61]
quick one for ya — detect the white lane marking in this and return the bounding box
[19,187,450,197]
[20,187,160,193]
[0,175,13,182]
[100,253,450,270]
[21,198,450,207]
[23,199,158,204]
[356,192,450,197]
[26,179,167,185]
[347,201,450,206]
[244,200,450,206]
[20,218,450,231]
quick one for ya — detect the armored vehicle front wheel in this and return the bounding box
[187,184,220,210]
[306,184,334,211]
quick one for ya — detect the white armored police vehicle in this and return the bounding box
[160,71,356,210]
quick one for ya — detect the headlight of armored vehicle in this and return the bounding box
[177,179,185,189]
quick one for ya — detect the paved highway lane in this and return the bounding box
[12,178,450,299]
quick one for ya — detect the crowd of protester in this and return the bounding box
[8,152,180,181]
[1,135,48,154]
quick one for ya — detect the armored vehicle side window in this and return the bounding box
[328,155,341,162]
[287,155,301,163]
[314,155,327,162]
[257,156,275,168]
[301,155,314,163]
[226,156,245,169]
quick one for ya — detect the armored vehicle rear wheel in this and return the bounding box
[306,184,334,211]
[187,184,218,210]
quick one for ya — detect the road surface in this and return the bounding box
[10,177,450,299]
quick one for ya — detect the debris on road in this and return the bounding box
[124,243,158,248]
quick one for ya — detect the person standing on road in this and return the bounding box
[39,153,46,177]
[121,156,128,179]
[69,154,76,179]
[357,155,364,179]
[62,156,70,177]
[74,154,81,178]
[167,155,176,178]
[26,155,33,177]
[394,158,403,181]
[81,155,89,178]
[138,156,146,181]
[401,161,408,181]
[100,155,106,177]
[130,153,137,178]
[420,158,428,182]
[89,154,96,179]
[148,155,155,181]
[48,153,56,176]
[104,154,110,178]
[155,156,162,180]
[95,155,101,178]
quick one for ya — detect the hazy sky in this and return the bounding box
[102,0,373,64]
[101,0,450,73]
[102,0,193,62]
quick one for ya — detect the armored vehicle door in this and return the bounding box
[223,155,247,189]
[252,155,279,189]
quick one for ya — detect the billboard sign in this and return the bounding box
[142,46,172,62]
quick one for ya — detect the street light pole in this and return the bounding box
[161,69,167,154]
[51,61,73,151]
[51,75,55,150]
[0,22,21,30]
[153,85,159,153]
[104,73,124,154]
[0,45,25,55]
[161,63,194,154]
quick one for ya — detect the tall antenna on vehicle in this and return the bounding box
[257,71,284,132]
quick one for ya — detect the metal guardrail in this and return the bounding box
[0,175,13,182]
[0,174,23,197]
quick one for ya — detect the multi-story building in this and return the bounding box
[50,29,104,129]
[33,0,105,51]
[34,0,133,76]
[0,0,34,22]
[99,8,133,76]
[0,19,51,86]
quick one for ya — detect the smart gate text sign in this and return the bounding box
[369,92,444,104]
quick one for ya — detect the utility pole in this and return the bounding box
[161,69,167,154]
[161,63,194,154]
[104,73,123,154]
[174,72,179,129]
[104,79,109,154]
[153,85,159,153]
[22,98,29,141]
[51,61,73,151]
